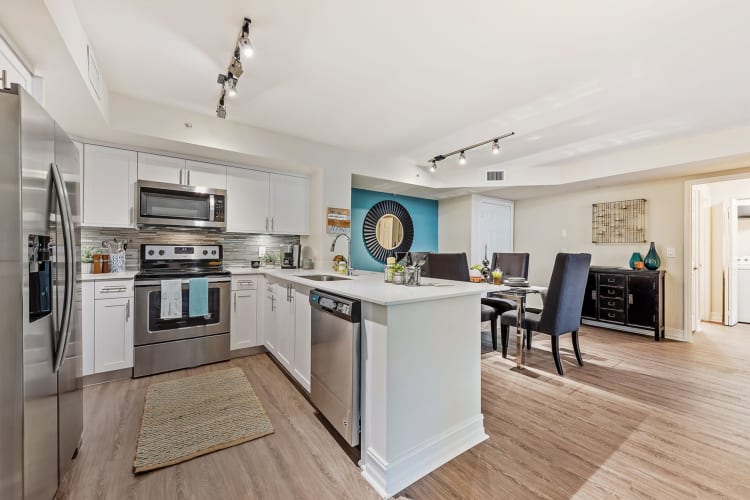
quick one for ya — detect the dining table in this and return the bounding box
[487,285,546,368]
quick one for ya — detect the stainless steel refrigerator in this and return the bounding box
[0,85,83,500]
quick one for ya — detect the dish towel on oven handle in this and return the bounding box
[160,279,183,320]
[188,277,209,318]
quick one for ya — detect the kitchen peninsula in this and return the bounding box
[230,268,496,497]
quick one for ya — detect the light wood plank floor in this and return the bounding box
[58,323,750,499]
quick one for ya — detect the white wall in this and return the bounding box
[514,178,685,339]
[438,195,472,257]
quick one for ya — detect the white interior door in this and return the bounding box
[699,189,712,322]
[473,198,513,265]
[690,186,700,333]
[723,199,739,325]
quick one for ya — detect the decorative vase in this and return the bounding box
[629,252,643,270]
[643,242,661,270]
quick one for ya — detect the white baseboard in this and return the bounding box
[665,328,686,341]
[361,414,488,498]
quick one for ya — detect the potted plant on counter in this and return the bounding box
[81,246,94,274]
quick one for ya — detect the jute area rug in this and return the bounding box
[134,367,274,473]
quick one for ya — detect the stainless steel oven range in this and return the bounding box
[133,244,231,377]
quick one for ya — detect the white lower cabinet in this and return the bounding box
[260,277,311,392]
[293,285,312,392]
[81,280,134,375]
[230,277,260,350]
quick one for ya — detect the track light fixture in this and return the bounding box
[239,18,254,58]
[215,17,255,119]
[216,91,227,119]
[426,131,514,173]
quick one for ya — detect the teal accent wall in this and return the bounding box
[350,188,438,272]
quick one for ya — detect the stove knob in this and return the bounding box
[211,250,217,255]
[158,249,165,256]
[148,250,154,256]
[203,250,208,256]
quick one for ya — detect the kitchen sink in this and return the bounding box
[297,274,352,282]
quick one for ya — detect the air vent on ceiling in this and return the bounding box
[486,170,505,182]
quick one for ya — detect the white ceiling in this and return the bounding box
[72,0,750,175]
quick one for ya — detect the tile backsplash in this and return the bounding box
[81,227,300,270]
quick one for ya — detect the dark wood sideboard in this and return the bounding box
[581,266,666,341]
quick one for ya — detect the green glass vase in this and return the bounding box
[643,242,661,270]
[629,252,643,270]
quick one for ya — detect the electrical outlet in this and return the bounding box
[666,247,676,258]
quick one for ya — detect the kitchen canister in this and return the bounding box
[110,252,126,273]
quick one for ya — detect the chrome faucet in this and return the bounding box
[330,233,353,275]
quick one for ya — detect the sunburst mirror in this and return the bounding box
[363,200,414,263]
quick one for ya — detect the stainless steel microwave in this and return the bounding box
[136,180,226,229]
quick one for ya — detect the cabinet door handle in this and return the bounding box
[234,293,237,311]
[608,289,615,295]
[126,299,130,321]
[607,312,615,318]
[265,217,269,231]
[271,217,274,232]
[179,169,183,185]
[591,291,596,300]
[187,170,191,185]
[607,277,615,283]
[628,294,634,305]
[101,287,127,293]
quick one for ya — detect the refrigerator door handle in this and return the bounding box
[51,162,76,373]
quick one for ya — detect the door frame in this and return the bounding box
[684,171,750,342]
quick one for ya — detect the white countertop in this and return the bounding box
[80,271,139,282]
[78,267,502,305]
[227,267,501,306]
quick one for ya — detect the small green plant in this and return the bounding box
[393,263,405,273]
[81,246,95,263]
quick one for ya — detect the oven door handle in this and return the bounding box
[135,277,231,287]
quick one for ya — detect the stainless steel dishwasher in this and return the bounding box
[309,289,361,446]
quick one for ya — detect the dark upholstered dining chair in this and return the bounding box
[491,252,530,279]
[419,253,500,349]
[481,253,530,351]
[420,252,470,282]
[500,253,591,375]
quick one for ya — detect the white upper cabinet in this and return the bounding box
[137,152,185,184]
[270,174,309,235]
[82,145,137,228]
[226,167,271,233]
[185,160,226,190]
[138,155,226,190]
[226,168,309,235]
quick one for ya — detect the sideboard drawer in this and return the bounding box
[599,285,624,299]
[599,273,625,287]
[599,308,625,324]
[600,297,624,311]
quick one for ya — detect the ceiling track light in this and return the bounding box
[215,16,255,119]
[216,91,227,119]
[426,131,515,172]
[239,18,255,58]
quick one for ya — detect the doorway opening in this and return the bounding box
[686,174,750,339]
